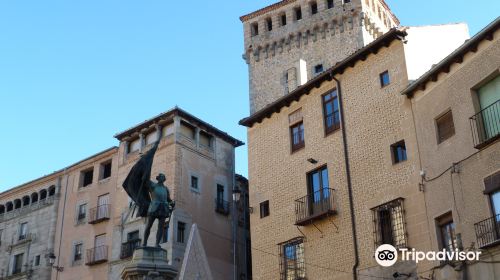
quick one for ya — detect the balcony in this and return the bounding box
[88,204,110,224]
[85,245,108,265]
[475,214,500,248]
[470,99,500,149]
[295,188,336,226]
[120,239,141,259]
[215,199,230,215]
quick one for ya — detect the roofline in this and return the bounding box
[0,146,117,197]
[240,0,399,25]
[402,17,499,98]
[239,27,407,127]
[114,107,244,147]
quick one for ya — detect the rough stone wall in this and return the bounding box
[410,29,500,280]
[246,40,434,279]
[242,0,396,113]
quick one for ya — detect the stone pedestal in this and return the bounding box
[121,247,178,280]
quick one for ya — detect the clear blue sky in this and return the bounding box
[0,0,498,191]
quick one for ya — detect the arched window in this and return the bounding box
[0,205,5,214]
[14,199,21,209]
[6,202,13,212]
[40,189,47,200]
[48,185,56,196]
[22,196,30,207]
[31,193,39,203]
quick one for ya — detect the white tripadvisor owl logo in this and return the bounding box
[375,244,398,267]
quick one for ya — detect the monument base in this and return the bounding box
[121,246,178,280]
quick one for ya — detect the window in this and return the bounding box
[81,168,93,187]
[290,122,305,152]
[437,213,457,252]
[280,14,287,26]
[343,0,351,3]
[307,166,330,206]
[19,222,28,240]
[310,2,318,15]
[100,161,112,180]
[266,18,273,31]
[12,253,23,275]
[327,0,334,9]
[380,70,390,87]
[180,122,196,140]
[260,200,270,218]
[199,131,213,149]
[74,243,83,261]
[128,138,141,153]
[474,76,500,145]
[294,7,302,21]
[391,140,407,164]
[372,198,407,248]
[436,110,455,143]
[279,238,305,280]
[322,90,340,134]
[314,64,324,75]
[489,188,500,217]
[177,222,186,243]
[34,255,40,266]
[190,176,199,191]
[77,204,86,223]
[162,123,174,137]
[251,22,259,36]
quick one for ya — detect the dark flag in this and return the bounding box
[122,141,159,217]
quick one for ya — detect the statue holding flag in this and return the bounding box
[122,139,175,247]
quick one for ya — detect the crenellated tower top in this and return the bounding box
[240,0,400,113]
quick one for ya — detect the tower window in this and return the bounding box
[281,14,287,26]
[310,2,318,15]
[266,18,272,31]
[327,0,334,9]
[314,64,324,75]
[294,7,302,21]
[251,23,259,36]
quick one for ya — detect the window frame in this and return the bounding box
[74,243,83,262]
[326,0,334,9]
[266,18,273,31]
[177,222,186,244]
[437,213,457,252]
[371,198,407,249]
[391,140,407,164]
[81,168,94,188]
[310,2,318,15]
[290,121,305,153]
[435,110,455,144]
[322,90,341,135]
[100,161,112,180]
[260,200,270,218]
[280,13,287,26]
[294,7,302,21]
[190,175,199,192]
[380,70,390,87]
[279,237,306,280]
[251,22,259,36]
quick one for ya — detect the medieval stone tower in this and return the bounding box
[241,0,399,113]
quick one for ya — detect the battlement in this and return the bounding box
[241,0,398,64]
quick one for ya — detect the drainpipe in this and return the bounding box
[55,169,69,280]
[332,75,359,280]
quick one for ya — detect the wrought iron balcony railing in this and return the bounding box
[120,239,141,259]
[470,99,500,148]
[215,199,230,215]
[475,214,500,248]
[295,188,336,226]
[85,245,108,265]
[88,204,110,224]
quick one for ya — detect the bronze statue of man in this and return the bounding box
[122,139,175,247]
[142,173,175,247]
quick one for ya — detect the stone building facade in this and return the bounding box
[0,108,247,280]
[0,172,60,279]
[240,1,499,279]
